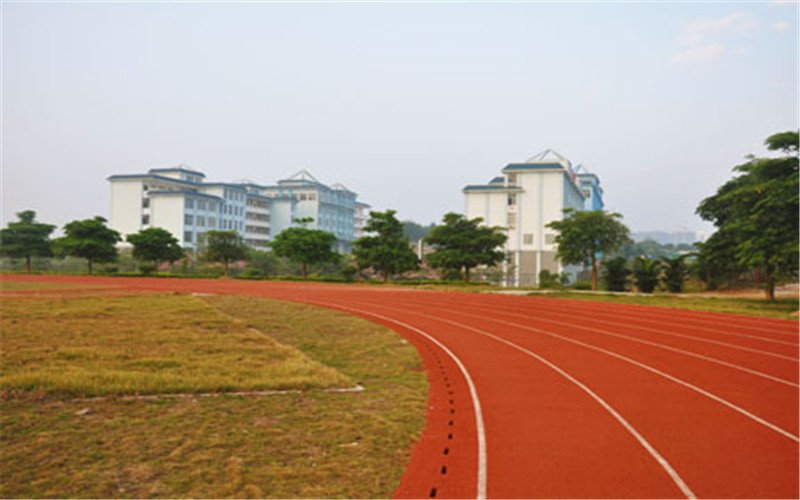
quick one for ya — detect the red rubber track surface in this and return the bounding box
[4,276,798,499]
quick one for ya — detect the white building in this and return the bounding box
[354,201,371,240]
[259,170,361,252]
[108,166,366,253]
[463,149,603,287]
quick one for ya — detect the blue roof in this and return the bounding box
[107,173,200,188]
[202,182,248,190]
[463,185,523,192]
[489,176,505,184]
[148,167,206,178]
[148,190,222,201]
[502,162,564,172]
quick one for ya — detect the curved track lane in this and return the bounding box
[3,276,798,498]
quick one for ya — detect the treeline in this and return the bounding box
[548,130,798,299]
[3,131,795,299]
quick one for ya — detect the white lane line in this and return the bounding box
[486,300,799,361]
[520,297,800,340]
[388,295,799,377]
[450,305,799,387]
[484,315,800,443]
[305,300,488,500]
[380,305,697,499]
[363,300,799,443]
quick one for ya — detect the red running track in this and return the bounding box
[3,276,798,499]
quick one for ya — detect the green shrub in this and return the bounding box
[602,257,631,291]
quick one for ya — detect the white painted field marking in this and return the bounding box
[488,300,799,361]
[306,301,488,500]
[481,314,800,443]
[363,299,800,444]
[455,305,799,387]
[518,297,800,340]
[385,295,799,381]
[379,306,697,499]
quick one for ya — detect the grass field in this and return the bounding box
[530,291,799,320]
[1,291,427,498]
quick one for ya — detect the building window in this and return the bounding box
[545,233,556,245]
[523,233,533,245]
[209,201,217,212]
[143,184,149,191]
[185,214,193,225]
[142,215,150,225]
[197,216,205,227]
[185,198,194,209]
[583,189,591,199]
[142,198,150,208]
[309,193,317,201]
[508,194,516,206]
[184,231,193,243]
[208,217,216,228]
[198,200,207,211]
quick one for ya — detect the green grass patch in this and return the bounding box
[1,293,427,498]
[531,291,799,320]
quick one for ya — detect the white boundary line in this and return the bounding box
[359,299,799,444]
[363,302,698,499]
[520,295,800,339]
[306,300,488,500]
[417,294,799,358]
[415,299,799,386]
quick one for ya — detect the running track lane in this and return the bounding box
[2,276,798,499]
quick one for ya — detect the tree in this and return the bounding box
[546,209,632,291]
[697,131,799,300]
[661,255,688,293]
[270,227,339,280]
[353,210,419,283]
[632,257,661,293]
[402,220,436,242]
[601,256,631,292]
[126,227,185,274]
[0,210,55,273]
[54,216,121,275]
[203,230,247,276]
[424,212,507,283]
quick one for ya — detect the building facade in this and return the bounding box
[463,149,604,287]
[108,166,364,252]
[259,170,360,252]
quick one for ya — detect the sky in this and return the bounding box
[2,1,798,236]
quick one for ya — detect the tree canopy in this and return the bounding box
[697,130,799,300]
[353,210,419,283]
[424,212,507,283]
[270,227,339,280]
[546,209,632,291]
[203,230,247,276]
[54,216,121,275]
[402,220,436,242]
[126,227,185,272]
[632,257,661,294]
[0,210,55,273]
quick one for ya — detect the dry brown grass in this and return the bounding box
[1,291,427,498]
[1,294,351,395]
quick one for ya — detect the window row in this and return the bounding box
[184,198,219,212]
[246,212,270,222]
[184,215,217,228]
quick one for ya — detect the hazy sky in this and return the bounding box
[3,1,797,235]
